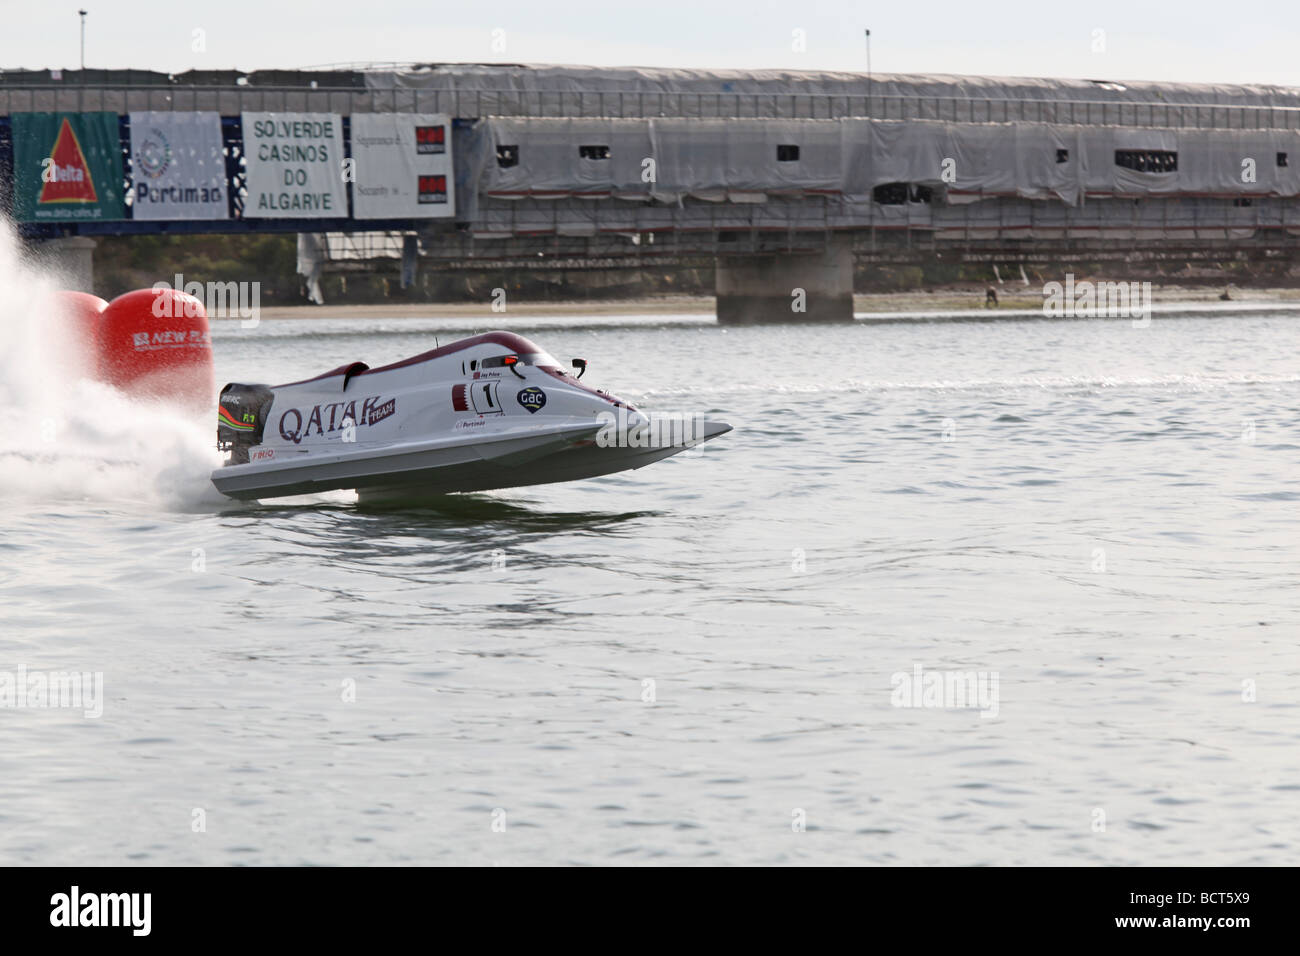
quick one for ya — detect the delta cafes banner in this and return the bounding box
[10,112,125,222]
[241,112,347,218]
[128,112,229,221]
[350,113,455,219]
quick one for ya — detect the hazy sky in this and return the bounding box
[3,1,1298,86]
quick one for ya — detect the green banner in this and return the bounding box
[11,112,125,222]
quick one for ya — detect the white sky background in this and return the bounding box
[1,1,1297,86]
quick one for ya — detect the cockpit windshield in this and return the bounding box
[480,351,564,371]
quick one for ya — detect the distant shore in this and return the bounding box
[230,286,1300,321]
[249,297,715,320]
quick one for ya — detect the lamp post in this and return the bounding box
[79,10,87,70]
[865,29,872,117]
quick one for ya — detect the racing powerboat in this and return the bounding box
[210,331,731,501]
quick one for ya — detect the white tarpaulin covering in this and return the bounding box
[351,112,456,219]
[241,112,347,218]
[468,116,1300,207]
[649,119,843,199]
[128,111,228,220]
[481,118,652,198]
[466,191,1297,240]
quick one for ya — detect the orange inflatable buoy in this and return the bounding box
[97,288,215,410]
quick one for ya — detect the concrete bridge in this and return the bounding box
[5,63,1300,321]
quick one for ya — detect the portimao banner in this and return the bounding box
[10,112,126,222]
[240,112,347,218]
[128,112,229,221]
[351,113,455,219]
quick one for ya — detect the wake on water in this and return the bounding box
[0,224,227,512]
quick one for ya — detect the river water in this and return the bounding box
[2,304,1298,866]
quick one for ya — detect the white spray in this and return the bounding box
[0,222,226,510]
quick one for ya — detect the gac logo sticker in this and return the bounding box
[517,386,547,413]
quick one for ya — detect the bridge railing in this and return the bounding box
[4,84,1300,129]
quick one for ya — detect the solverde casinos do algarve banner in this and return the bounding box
[11,112,126,222]
[240,112,348,219]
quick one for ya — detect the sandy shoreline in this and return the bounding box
[230,287,1300,321]
[249,297,716,319]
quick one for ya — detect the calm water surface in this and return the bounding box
[2,311,1298,865]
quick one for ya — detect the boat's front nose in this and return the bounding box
[603,413,732,454]
[699,419,732,442]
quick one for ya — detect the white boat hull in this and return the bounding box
[211,332,731,501]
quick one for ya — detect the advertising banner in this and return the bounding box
[241,112,347,218]
[128,111,229,220]
[11,112,126,222]
[351,113,455,219]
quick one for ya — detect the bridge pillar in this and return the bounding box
[715,237,854,324]
[36,236,97,294]
[400,235,419,289]
[296,233,326,304]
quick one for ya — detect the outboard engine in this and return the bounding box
[217,383,275,464]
